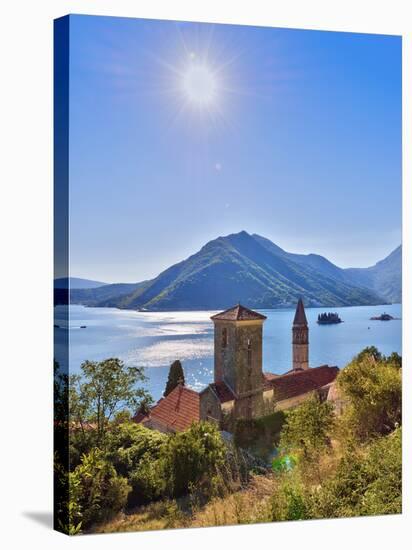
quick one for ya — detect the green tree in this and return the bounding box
[162,421,227,497]
[69,358,152,446]
[338,348,402,440]
[280,393,334,462]
[69,448,130,531]
[164,360,185,397]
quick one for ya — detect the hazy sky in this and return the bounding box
[67,15,401,283]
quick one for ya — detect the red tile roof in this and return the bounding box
[211,304,267,322]
[136,385,200,432]
[293,298,308,326]
[207,380,236,403]
[264,365,339,401]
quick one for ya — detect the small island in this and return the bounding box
[317,312,343,325]
[370,313,395,321]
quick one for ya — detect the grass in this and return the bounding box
[91,475,277,534]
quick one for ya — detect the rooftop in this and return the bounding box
[211,304,267,322]
[264,365,339,401]
[134,385,200,432]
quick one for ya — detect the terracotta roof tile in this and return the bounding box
[265,365,339,401]
[135,385,200,432]
[211,304,267,322]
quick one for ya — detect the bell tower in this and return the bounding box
[211,304,267,419]
[292,298,309,370]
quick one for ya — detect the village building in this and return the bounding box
[134,384,200,433]
[135,299,339,432]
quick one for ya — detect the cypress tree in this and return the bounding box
[164,360,185,397]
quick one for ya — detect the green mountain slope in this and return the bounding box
[100,231,383,310]
[70,232,400,311]
[344,245,401,303]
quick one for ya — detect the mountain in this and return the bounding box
[71,281,150,306]
[54,277,108,289]
[253,234,401,304]
[343,245,401,303]
[71,231,391,311]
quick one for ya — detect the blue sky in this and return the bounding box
[67,15,401,283]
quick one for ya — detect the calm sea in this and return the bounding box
[54,304,402,401]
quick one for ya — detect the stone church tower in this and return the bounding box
[210,304,267,419]
[292,298,309,370]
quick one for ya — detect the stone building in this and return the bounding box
[200,305,267,423]
[199,300,339,425]
[292,297,309,371]
[136,299,339,432]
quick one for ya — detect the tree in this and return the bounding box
[162,421,227,497]
[69,448,130,531]
[279,393,334,479]
[337,348,401,440]
[69,358,152,446]
[164,360,185,397]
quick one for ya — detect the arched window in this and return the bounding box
[247,338,252,368]
[222,327,228,349]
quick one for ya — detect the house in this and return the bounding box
[135,299,339,432]
[133,384,199,433]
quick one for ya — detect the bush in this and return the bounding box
[269,480,308,521]
[106,422,166,476]
[105,422,167,505]
[162,422,227,498]
[338,348,402,440]
[69,449,130,530]
[280,393,334,461]
[308,428,401,518]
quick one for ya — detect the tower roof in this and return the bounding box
[211,304,267,322]
[293,298,308,326]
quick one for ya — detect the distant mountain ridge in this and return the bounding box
[54,277,108,289]
[70,232,401,311]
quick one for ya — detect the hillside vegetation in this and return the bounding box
[54,347,401,535]
[70,232,400,310]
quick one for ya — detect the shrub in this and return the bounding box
[162,422,227,498]
[106,422,166,476]
[308,428,401,518]
[280,393,334,461]
[338,348,402,440]
[69,449,130,530]
[269,480,308,521]
[105,422,167,504]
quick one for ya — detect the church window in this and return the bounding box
[222,328,228,348]
[247,338,252,368]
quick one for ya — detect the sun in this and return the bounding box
[182,65,217,107]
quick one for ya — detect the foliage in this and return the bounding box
[69,449,130,530]
[69,358,152,446]
[233,411,286,462]
[164,360,185,397]
[105,422,167,504]
[338,347,402,440]
[280,393,334,463]
[269,480,308,521]
[161,422,227,498]
[308,428,402,518]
